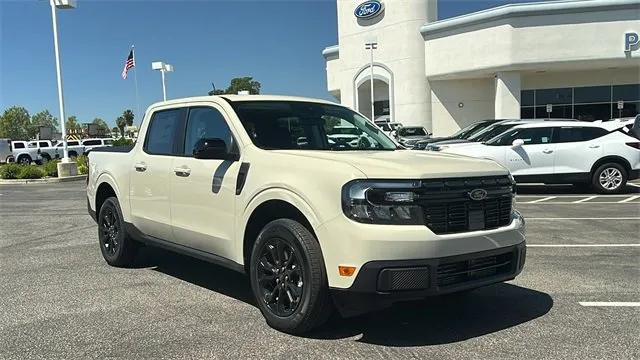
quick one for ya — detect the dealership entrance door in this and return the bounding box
[357,78,390,121]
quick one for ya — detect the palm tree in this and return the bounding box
[123,110,135,127]
[116,116,126,138]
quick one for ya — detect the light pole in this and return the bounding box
[152,61,173,101]
[365,38,378,122]
[48,0,76,164]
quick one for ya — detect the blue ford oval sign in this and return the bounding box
[354,0,384,19]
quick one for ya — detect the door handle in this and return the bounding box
[542,149,553,154]
[589,144,600,148]
[173,166,191,177]
[134,162,147,172]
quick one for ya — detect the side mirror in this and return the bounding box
[511,139,525,148]
[193,138,238,161]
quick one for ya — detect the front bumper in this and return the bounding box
[330,241,526,316]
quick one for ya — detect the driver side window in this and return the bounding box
[183,106,233,156]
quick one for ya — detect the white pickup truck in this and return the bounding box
[87,95,526,334]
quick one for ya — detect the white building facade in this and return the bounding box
[322,0,640,136]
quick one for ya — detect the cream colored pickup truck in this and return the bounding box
[87,95,526,334]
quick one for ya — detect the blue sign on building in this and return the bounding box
[624,32,639,52]
[354,0,384,19]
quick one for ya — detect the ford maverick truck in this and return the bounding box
[87,95,526,334]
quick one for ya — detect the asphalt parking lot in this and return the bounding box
[1,181,638,359]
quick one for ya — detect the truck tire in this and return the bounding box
[17,155,31,165]
[591,163,627,194]
[97,196,139,267]
[249,218,333,334]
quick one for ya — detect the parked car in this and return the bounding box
[426,118,578,151]
[10,140,42,165]
[87,94,526,335]
[82,138,114,154]
[393,125,431,147]
[412,119,503,150]
[0,138,12,163]
[38,140,85,161]
[439,120,640,194]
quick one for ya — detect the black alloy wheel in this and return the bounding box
[97,196,138,267]
[256,237,304,317]
[249,219,333,334]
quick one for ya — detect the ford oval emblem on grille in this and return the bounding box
[469,188,487,201]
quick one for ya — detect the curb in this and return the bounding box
[0,174,87,185]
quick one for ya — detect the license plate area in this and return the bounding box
[468,210,485,231]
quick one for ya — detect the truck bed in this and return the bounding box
[88,145,134,154]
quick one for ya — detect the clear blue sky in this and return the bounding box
[1,0,544,128]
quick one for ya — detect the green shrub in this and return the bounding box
[75,155,88,174]
[78,165,88,175]
[113,138,134,146]
[42,160,60,177]
[0,164,22,179]
[17,166,45,179]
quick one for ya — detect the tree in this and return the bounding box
[116,116,126,138]
[111,127,120,138]
[91,117,109,134]
[29,110,59,139]
[65,115,82,133]
[0,106,30,140]
[208,76,261,95]
[122,109,135,127]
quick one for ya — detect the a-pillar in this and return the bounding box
[494,71,522,119]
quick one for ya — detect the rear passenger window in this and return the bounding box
[83,140,101,146]
[39,142,49,147]
[553,127,608,143]
[144,108,183,155]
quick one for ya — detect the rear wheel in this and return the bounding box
[97,196,139,267]
[592,163,627,194]
[249,219,333,334]
[17,155,31,165]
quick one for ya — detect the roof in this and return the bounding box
[510,120,628,130]
[420,0,640,36]
[150,94,341,107]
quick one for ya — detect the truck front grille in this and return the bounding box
[437,251,514,287]
[417,175,514,235]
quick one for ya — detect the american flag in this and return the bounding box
[121,48,135,79]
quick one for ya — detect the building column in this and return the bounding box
[494,71,521,119]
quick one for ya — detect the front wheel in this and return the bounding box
[97,196,139,267]
[592,163,627,194]
[249,219,333,334]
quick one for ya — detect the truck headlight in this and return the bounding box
[509,172,517,212]
[341,180,424,225]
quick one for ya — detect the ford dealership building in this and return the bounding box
[322,0,640,135]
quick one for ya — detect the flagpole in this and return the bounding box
[131,44,141,128]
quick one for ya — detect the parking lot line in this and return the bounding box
[527,244,640,247]
[527,196,556,203]
[572,196,597,203]
[618,195,640,203]
[579,302,640,307]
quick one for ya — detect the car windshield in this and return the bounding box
[468,123,517,142]
[230,100,398,151]
[397,127,427,137]
[450,121,491,139]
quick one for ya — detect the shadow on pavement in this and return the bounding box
[516,183,639,195]
[133,247,552,346]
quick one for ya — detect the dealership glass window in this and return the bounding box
[520,106,535,119]
[611,101,640,118]
[574,86,611,104]
[535,105,572,119]
[613,84,640,102]
[521,90,534,106]
[574,103,612,122]
[535,88,572,105]
[520,83,639,121]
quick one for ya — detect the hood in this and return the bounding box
[274,149,508,179]
[431,139,473,146]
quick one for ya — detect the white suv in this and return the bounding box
[439,120,640,194]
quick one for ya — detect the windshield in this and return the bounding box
[397,127,427,137]
[230,100,397,151]
[468,123,516,142]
